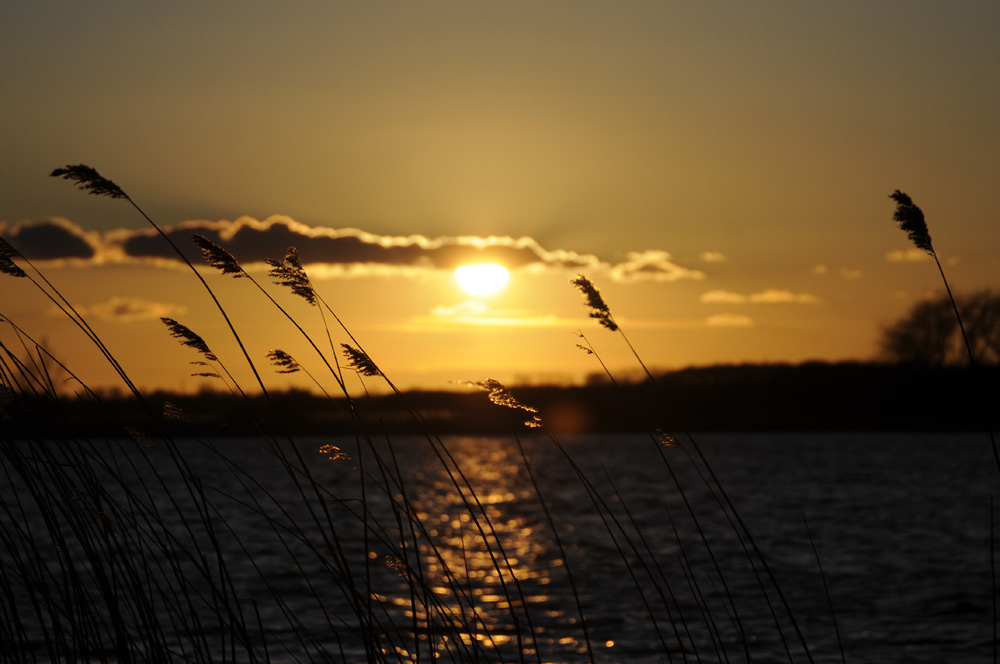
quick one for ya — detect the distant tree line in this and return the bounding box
[880,290,1000,366]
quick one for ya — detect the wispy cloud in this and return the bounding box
[885,248,932,262]
[608,250,705,283]
[701,289,819,304]
[812,263,862,280]
[404,310,566,330]
[700,290,747,304]
[749,289,820,304]
[700,251,727,263]
[57,296,187,322]
[705,313,755,327]
[2,216,705,284]
[431,300,490,318]
[426,300,596,329]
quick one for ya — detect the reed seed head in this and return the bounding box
[889,190,934,255]
[658,432,678,447]
[191,235,244,277]
[384,554,409,578]
[189,361,221,379]
[571,274,618,331]
[0,237,27,278]
[319,443,352,461]
[267,247,316,305]
[267,349,301,374]
[163,401,190,422]
[50,164,128,200]
[341,344,380,377]
[125,426,151,443]
[474,378,542,428]
[161,317,218,362]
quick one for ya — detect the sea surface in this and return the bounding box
[2,431,997,663]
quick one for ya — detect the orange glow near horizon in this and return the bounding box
[1,4,998,394]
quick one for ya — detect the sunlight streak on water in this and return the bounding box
[2,432,995,663]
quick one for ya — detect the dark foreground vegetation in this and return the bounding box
[8,361,998,438]
[2,170,995,662]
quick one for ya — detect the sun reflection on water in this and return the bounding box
[366,436,589,661]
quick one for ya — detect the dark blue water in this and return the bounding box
[1,432,996,663]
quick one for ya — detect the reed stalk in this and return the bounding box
[0,163,879,663]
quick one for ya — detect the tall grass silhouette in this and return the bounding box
[889,190,999,474]
[0,164,868,662]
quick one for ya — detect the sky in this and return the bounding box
[1,1,998,395]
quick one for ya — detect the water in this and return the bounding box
[1,432,996,663]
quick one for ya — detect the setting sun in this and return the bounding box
[454,264,510,296]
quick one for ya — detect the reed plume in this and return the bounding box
[50,164,128,199]
[319,443,351,462]
[571,274,618,331]
[267,349,302,374]
[189,361,221,379]
[342,344,380,377]
[162,400,190,422]
[474,378,542,428]
[161,317,217,362]
[267,247,316,305]
[888,191,973,362]
[0,237,27,278]
[890,190,1000,475]
[192,234,245,278]
[889,190,934,254]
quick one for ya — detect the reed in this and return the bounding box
[0,165,853,663]
[888,191,1000,474]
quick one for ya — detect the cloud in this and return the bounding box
[748,289,820,304]
[608,250,705,283]
[431,300,490,318]
[405,311,566,330]
[705,313,755,327]
[700,290,747,304]
[812,263,861,280]
[112,216,605,273]
[3,216,705,284]
[0,218,100,261]
[700,251,727,263]
[885,248,932,263]
[65,296,186,322]
[701,289,820,305]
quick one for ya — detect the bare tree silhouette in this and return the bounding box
[880,290,1000,366]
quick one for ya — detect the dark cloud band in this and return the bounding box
[2,218,98,260]
[1,215,702,282]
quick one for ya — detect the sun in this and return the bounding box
[454,263,510,296]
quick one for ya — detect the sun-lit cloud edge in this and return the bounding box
[47,296,187,322]
[705,313,756,327]
[398,316,745,332]
[390,313,570,332]
[1,215,707,285]
[609,250,705,283]
[885,248,932,262]
[700,289,820,304]
[811,264,865,280]
[414,300,757,331]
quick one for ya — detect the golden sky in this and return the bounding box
[2,2,998,394]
